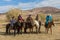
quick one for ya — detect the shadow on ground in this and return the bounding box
[0,31,46,36]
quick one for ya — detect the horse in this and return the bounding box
[44,21,55,34]
[6,20,24,35]
[24,20,41,33]
[16,20,25,34]
[33,20,41,33]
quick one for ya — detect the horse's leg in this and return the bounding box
[8,28,11,34]
[36,26,38,33]
[20,22,23,34]
[29,28,31,33]
[47,28,49,33]
[39,25,41,33]
[45,28,48,34]
[6,29,8,34]
[24,28,26,33]
[24,26,27,33]
[14,28,16,36]
[38,27,40,33]
[30,27,33,33]
[37,26,40,33]
[39,21,41,33]
[17,27,20,34]
[20,28,22,34]
[31,27,33,32]
[45,28,46,33]
[50,27,52,34]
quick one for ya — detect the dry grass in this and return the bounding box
[0,24,60,40]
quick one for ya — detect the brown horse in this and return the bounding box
[24,19,41,33]
[6,20,24,35]
[45,21,55,34]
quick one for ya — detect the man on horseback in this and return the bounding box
[17,14,24,27]
[6,16,16,34]
[24,14,33,33]
[45,14,53,27]
[35,14,41,32]
[45,14,54,34]
[49,14,53,23]
[10,16,16,27]
[17,14,24,34]
[26,14,33,25]
[18,14,24,22]
[35,14,41,25]
[35,14,39,21]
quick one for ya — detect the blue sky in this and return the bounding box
[0,0,42,5]
[0,0,60,13]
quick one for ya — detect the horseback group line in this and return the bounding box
[6,14,55,35]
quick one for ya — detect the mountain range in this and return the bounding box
[0,6,60,15]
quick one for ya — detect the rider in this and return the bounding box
[26,14,33,27]
[49,14,53,23]
[35,14,41,22]
[18,14,24,22]
[35,14,41,32]
[35,14,39,21]
[26,14,33,23]
[10,16,16,27]
[45,14,53,27]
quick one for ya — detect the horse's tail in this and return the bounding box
[6,23,10,28]
[6,23,10,33]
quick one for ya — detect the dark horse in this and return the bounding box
[45,21,54,34]
[24,20,41,33]
[24,21,33,33]
[6,20,24,35]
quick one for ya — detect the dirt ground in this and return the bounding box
[0,24,60,40]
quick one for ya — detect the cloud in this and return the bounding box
[18,2,36,10]
[0,5,17,13]
[36,0,60,7]
[18,0,60,10]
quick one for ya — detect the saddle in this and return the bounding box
[45,21,53,28]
